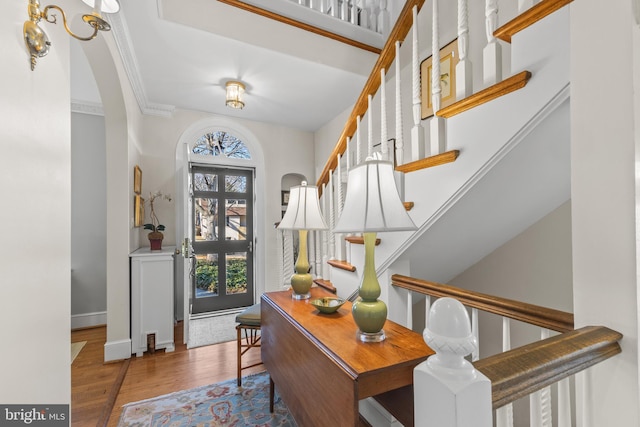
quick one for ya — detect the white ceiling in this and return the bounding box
[71,0,389,132]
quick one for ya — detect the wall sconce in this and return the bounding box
[225,81,246,109]
[23,0,120,70]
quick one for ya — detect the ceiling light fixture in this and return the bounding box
[23,0,120,70]
[225,81,246,109]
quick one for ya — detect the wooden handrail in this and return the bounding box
[392,274,574,332]
[474,326,622,409]
[217,0,382,53]
[494,0,573,43]
[395,150,460,173]
[316,0,427,197]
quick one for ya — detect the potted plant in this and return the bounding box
[144,191,172,250]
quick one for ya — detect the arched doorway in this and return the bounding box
[175,118,266,348]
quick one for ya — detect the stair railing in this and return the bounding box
[390,274,622,427]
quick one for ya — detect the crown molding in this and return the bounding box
[71,99,105,116]
[108,10,175,118]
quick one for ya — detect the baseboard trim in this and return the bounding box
[71,311,107,330]
[104,339,132,362]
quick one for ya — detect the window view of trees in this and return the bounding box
[192,131,251,159]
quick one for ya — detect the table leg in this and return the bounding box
[270,376,275,413]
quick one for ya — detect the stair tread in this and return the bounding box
[313,279,337,294]
[345,236,381,246]
[396,150,459,174]
[494,0,572,43]
[327,259,356,272]
[436,71,532,119]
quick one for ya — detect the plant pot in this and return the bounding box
[148,231,164,250]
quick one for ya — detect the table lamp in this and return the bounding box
[334,156,416,342]
[278,181,328,300]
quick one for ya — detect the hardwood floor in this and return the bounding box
[71,322,264,427]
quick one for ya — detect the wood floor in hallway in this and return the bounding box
[71,322,264,427]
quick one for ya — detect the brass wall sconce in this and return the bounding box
[23,0,120,70]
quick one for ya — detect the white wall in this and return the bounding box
[571,1,640,424]
[0,1,71,403]
[71,112,107,320]
[449,200,573,353]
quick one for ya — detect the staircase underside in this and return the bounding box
[398,97,571,283]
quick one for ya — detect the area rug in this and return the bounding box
[71,341,86,364]
[117,372,297,426]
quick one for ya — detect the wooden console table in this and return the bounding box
[261,288,433,426]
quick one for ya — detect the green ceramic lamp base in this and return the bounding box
[290,229,312,300]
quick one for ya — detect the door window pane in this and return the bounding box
[195,254,218,298]
[194,198,218,241]
[226,252,247,295]
[225,175,247,193]
[193,173,218,192]
[225,199,247,241]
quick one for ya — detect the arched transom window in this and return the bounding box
[192,131,251,160]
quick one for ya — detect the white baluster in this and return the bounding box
[530,390,542,427]
[395,41,405,166]
[380,68,388,162]
[411,6,425,161]
[321,184,330,280]
[496,317,514,427]
[471,308,479,361]
[350,0,357,24]
[518,0,536,13]
[356,115,362,164]
[558,377,572,427]
[276,226,284,287]
[415,298,492,427]
[335,153,345,261]
[341,0,349,21]
[457,0,473,99]
[378,0,390,37]
[368,3,377,33]
[540,329,553,427]
[298,0,305,6]
[483,0,502,86]
[367,94,374,158]
[430,0,446,156]
[330,0,338,17]
[329,171,335,262]
[406,291,413,329]
[344,137,352,265]
[283,229,295,289]
[424,295,431,330]
[314,228,322,279]
[360,3,370,29]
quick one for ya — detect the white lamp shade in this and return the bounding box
[82,0,120,14]
[278,182,328,230]
[334,159,416,233]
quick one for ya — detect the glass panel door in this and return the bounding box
[191,166,254,313]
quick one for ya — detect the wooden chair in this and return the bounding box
[235,303,262,386]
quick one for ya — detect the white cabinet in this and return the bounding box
[130,247,176,357]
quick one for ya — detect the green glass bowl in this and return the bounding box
[310,297,346,314]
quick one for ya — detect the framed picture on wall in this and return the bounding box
[134,165,142,195]
[421,39,459,119]
[134,195,144,227]
[281,190,290,206]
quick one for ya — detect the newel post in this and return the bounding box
[414,298,492,427]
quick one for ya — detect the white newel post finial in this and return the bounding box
[414,298,492,427]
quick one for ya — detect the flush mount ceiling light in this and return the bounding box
[23,0,120,70]
[225,81,246,109]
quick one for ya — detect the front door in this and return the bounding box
[190,165,254,313]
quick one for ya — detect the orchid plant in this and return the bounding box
[144,191,172,235]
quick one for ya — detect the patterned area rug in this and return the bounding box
[117,372,297,426]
